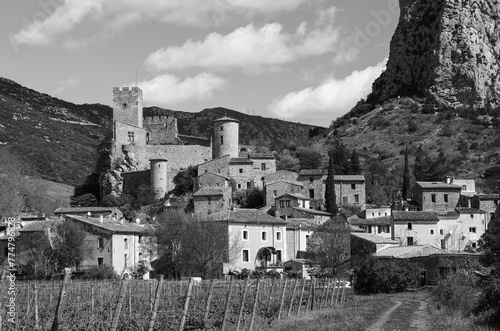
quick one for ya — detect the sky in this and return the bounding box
[0,0,400,126]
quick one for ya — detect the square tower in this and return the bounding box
[113,87,143,128]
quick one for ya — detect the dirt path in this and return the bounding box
[366,293,431,331]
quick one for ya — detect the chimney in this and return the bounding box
[120,218,124,225]
[275,210,280,219]
[445,176,452,184]
[99,215,104,223]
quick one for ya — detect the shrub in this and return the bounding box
[353,257,418,294]
[81,265,119,279]
[433,269,480,315]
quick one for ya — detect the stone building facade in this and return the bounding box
[471,194,500,228]
[411,182,461,212]
[264,180,303,206]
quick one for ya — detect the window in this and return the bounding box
[276,250,282,262]
[322,180,326,184]
[261,231,267,241]
[440,229,444,235]
[378,212,381,216]
[98,258,103,266]
[273,190,277,196]
[407,237,414,246]
[471,242,477,248]
[470,214,474,218]
[462,197,466,203]
[220,136,224,144]
[242,250,249,262]
[342,196,348,205]
[430,229,434,235]
[469,227,477,233]
[279,200,285,208]
[124,238,128,249]
[371,213,375,217]
[261,163,266,170]
[384,212,387,216]
[305,235,310,243]
[237,184,242,189]
[239,168,243,173]
[220,126,223,131]
[285,200,291,207]
[351,184,356,190]
[354,194,359,204]
[309,189,315,199]
[247,182,251,189]
[243,230,248,240]
[124,254,128,267]
[407,223,412,230]
[378,226,382,234]
[127,131,134,142]
[494,200,498,206]
[309,177,314,183]
[431,194,436,203]
[207,197,212,205]
[276,231,282,241]
[462,185,467,191]
[444,194,448,203]
[98,237,104,249]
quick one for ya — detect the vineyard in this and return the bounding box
[0,276,353,330]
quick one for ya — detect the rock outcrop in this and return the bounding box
[368,0,500,109]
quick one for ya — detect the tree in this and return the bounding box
[170,165,198,197]
[276,150,300,172]
[325,150,337,215]
[297,149,323,170]
[233,188,264,208]
[348,150,361,174]
[153,210,242,279]
[402,146,411,200]
[306,217,350,276]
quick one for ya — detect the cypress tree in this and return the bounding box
[402,146,410,200]
[325,150,337,215]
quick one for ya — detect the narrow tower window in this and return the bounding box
[220,136,224,144]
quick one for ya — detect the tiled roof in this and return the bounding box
[54,207,120,214]
[348,215,392,225]
[193,187,224,197]
[350,225,366,232]
[199,172,229,180]
[299,169,326,176]
[264,170,299,179]
[248,153,275,159]
[416,182,462,190]
[334,175,365,181]
[475,194,500,200]
[265,179,303,187]
[292,207,332,216]
[19,220,60,232]
[374,245,446,258]
[456,208,486,214]
[66,215,149,234]
[393,211,439,222]
[351,232,398,244]
[285,218,318,229]
[209,209,287,225]
[276,193,309,200]
[214,116,239,122]
[229,157,253,164]
[197,155,230,167]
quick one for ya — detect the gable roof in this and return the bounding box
[348,215,392,225]
[334,175,365,181]
[66,215,149,234]
[393,211,439,222]
[456,207,486,214]
[248,153,275,159]
[209,209,287,225]
[198,171,229,180]
[299,169,326,176]
[351,232,398,244]
[229,157,253,164]
[264,170,299,179]
[19,220,60,232]
[416,182,462,190]
[276,193,309,200]
[265,179,303,187]
[193,187,224,197]
[374,245,446,258]
[197,155,230,167]
[475,194,500,200]
[292,207,332,216]
[54,207,121,215]
[285,218,318,230]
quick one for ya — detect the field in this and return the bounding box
[0,277,352,330]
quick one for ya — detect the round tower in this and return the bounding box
[150,159,167,201]
[213,116,239,159]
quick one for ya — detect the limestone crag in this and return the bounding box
[369,0,500,109]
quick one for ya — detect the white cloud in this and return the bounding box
[145,22,340,74]
[267,58,387,125]
[11,0,103,47]
[53,75,81,94]
[135,73,227,107]
[10,0,313,49]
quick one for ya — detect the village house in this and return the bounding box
[471,194,500,228]
[350,232,399,268]
[392,211,440,247]
[264,179,303,207]
[54,206,123,219]
[438,208,487,251]
[209,209,287,274]
[411,181,461,212]
[285,219,317,260]
[193,172,231,217]
[274,193,310,218]
[65,215,155,279]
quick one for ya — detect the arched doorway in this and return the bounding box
[256,247,276,268]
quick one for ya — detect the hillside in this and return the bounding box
[321,97,500,196]
[0,77,319,187]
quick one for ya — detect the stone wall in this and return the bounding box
[198,155,230,177]
[114,121,147,152]
[113,87,143,128]
[229,162,254,190]
[335,180,366,209]
[143,116,178,145]
[265,181,303,206]
[412,187,461,212]
[251,158,277,189]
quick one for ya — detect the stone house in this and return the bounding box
[411,181,461,212]
[198,155,231,178]
[285,219,317,260]
[264,179,303,206]
[65,215,155,279]
[54,206,123,219]
[297,169,327,201]
[229,157,255,190]
[289,208,332,224]
[350,232,399,267]
[348,205,392,237]
[449,178,476,207]
[274,193,310,218]
[247,153,277,189]
[438,208,487,251]
[209,209,287,273]
[392,211,440,247]
[193,186,231,217]
[334,175,366,210]
[263,170,299,186]
[471,194,500,228]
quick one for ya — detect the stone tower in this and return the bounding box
[150,159,167,201]
[113,87,143,128]
[213,116,239,159]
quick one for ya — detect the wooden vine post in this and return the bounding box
[277,278,288,320]
[287,278,298,318]
[248,279,261,331]
[110,277,130,331]
[236,277,250,331]
[148,275,164,331]
[178,277,194,331]
[221,278,234,331]
[51,268,72,331]
[203,280,215,327]
[296,278,306,316]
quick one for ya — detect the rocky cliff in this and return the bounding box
[368,0,500,109]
